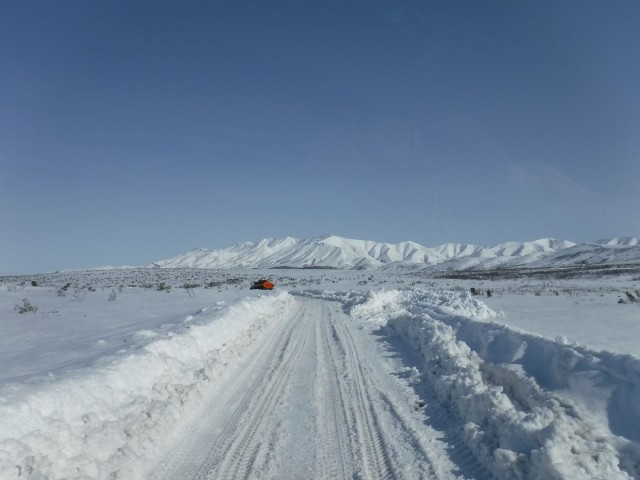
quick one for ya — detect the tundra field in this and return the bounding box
[1,267,639,479]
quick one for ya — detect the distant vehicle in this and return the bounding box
[250,279,275,290]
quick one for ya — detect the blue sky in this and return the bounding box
[1,0,639,273]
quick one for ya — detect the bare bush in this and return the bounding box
[184,283,199,298]
[57,283,71,297]
[16,298,38,314]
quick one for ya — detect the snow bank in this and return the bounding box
[0,292,296,480]
[307,288,640,479]
[291,289,369,310]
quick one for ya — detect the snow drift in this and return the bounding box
[300,288,640,479]
[0,292,296,480]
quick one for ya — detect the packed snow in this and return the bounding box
[1,267,639,479]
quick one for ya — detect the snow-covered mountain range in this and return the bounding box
[150,235,640,270]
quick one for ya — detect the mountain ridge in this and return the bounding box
[149,235,640,270]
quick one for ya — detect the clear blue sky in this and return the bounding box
[2,0,639,273]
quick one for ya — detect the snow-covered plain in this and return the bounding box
[1,268,639,479]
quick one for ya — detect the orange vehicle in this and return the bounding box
[250,279,274,290]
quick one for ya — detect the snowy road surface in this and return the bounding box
[151,298,489,480]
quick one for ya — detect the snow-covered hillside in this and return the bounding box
[597,237,640,247]
[150,235,640,270]
[526,242,640,268]
[150,235,450,269]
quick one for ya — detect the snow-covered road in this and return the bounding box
[151,298,489,480]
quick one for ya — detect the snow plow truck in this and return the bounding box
[250,279,275,290]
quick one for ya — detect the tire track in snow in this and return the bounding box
[151,298,466,480]
[312,300,351,479]
[316,300,458,480]
[151,303,308,480]
[325,305,395,480]
[193,304,312,480]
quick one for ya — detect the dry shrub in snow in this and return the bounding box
[57,283,71,297]
[15,298,37,314]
